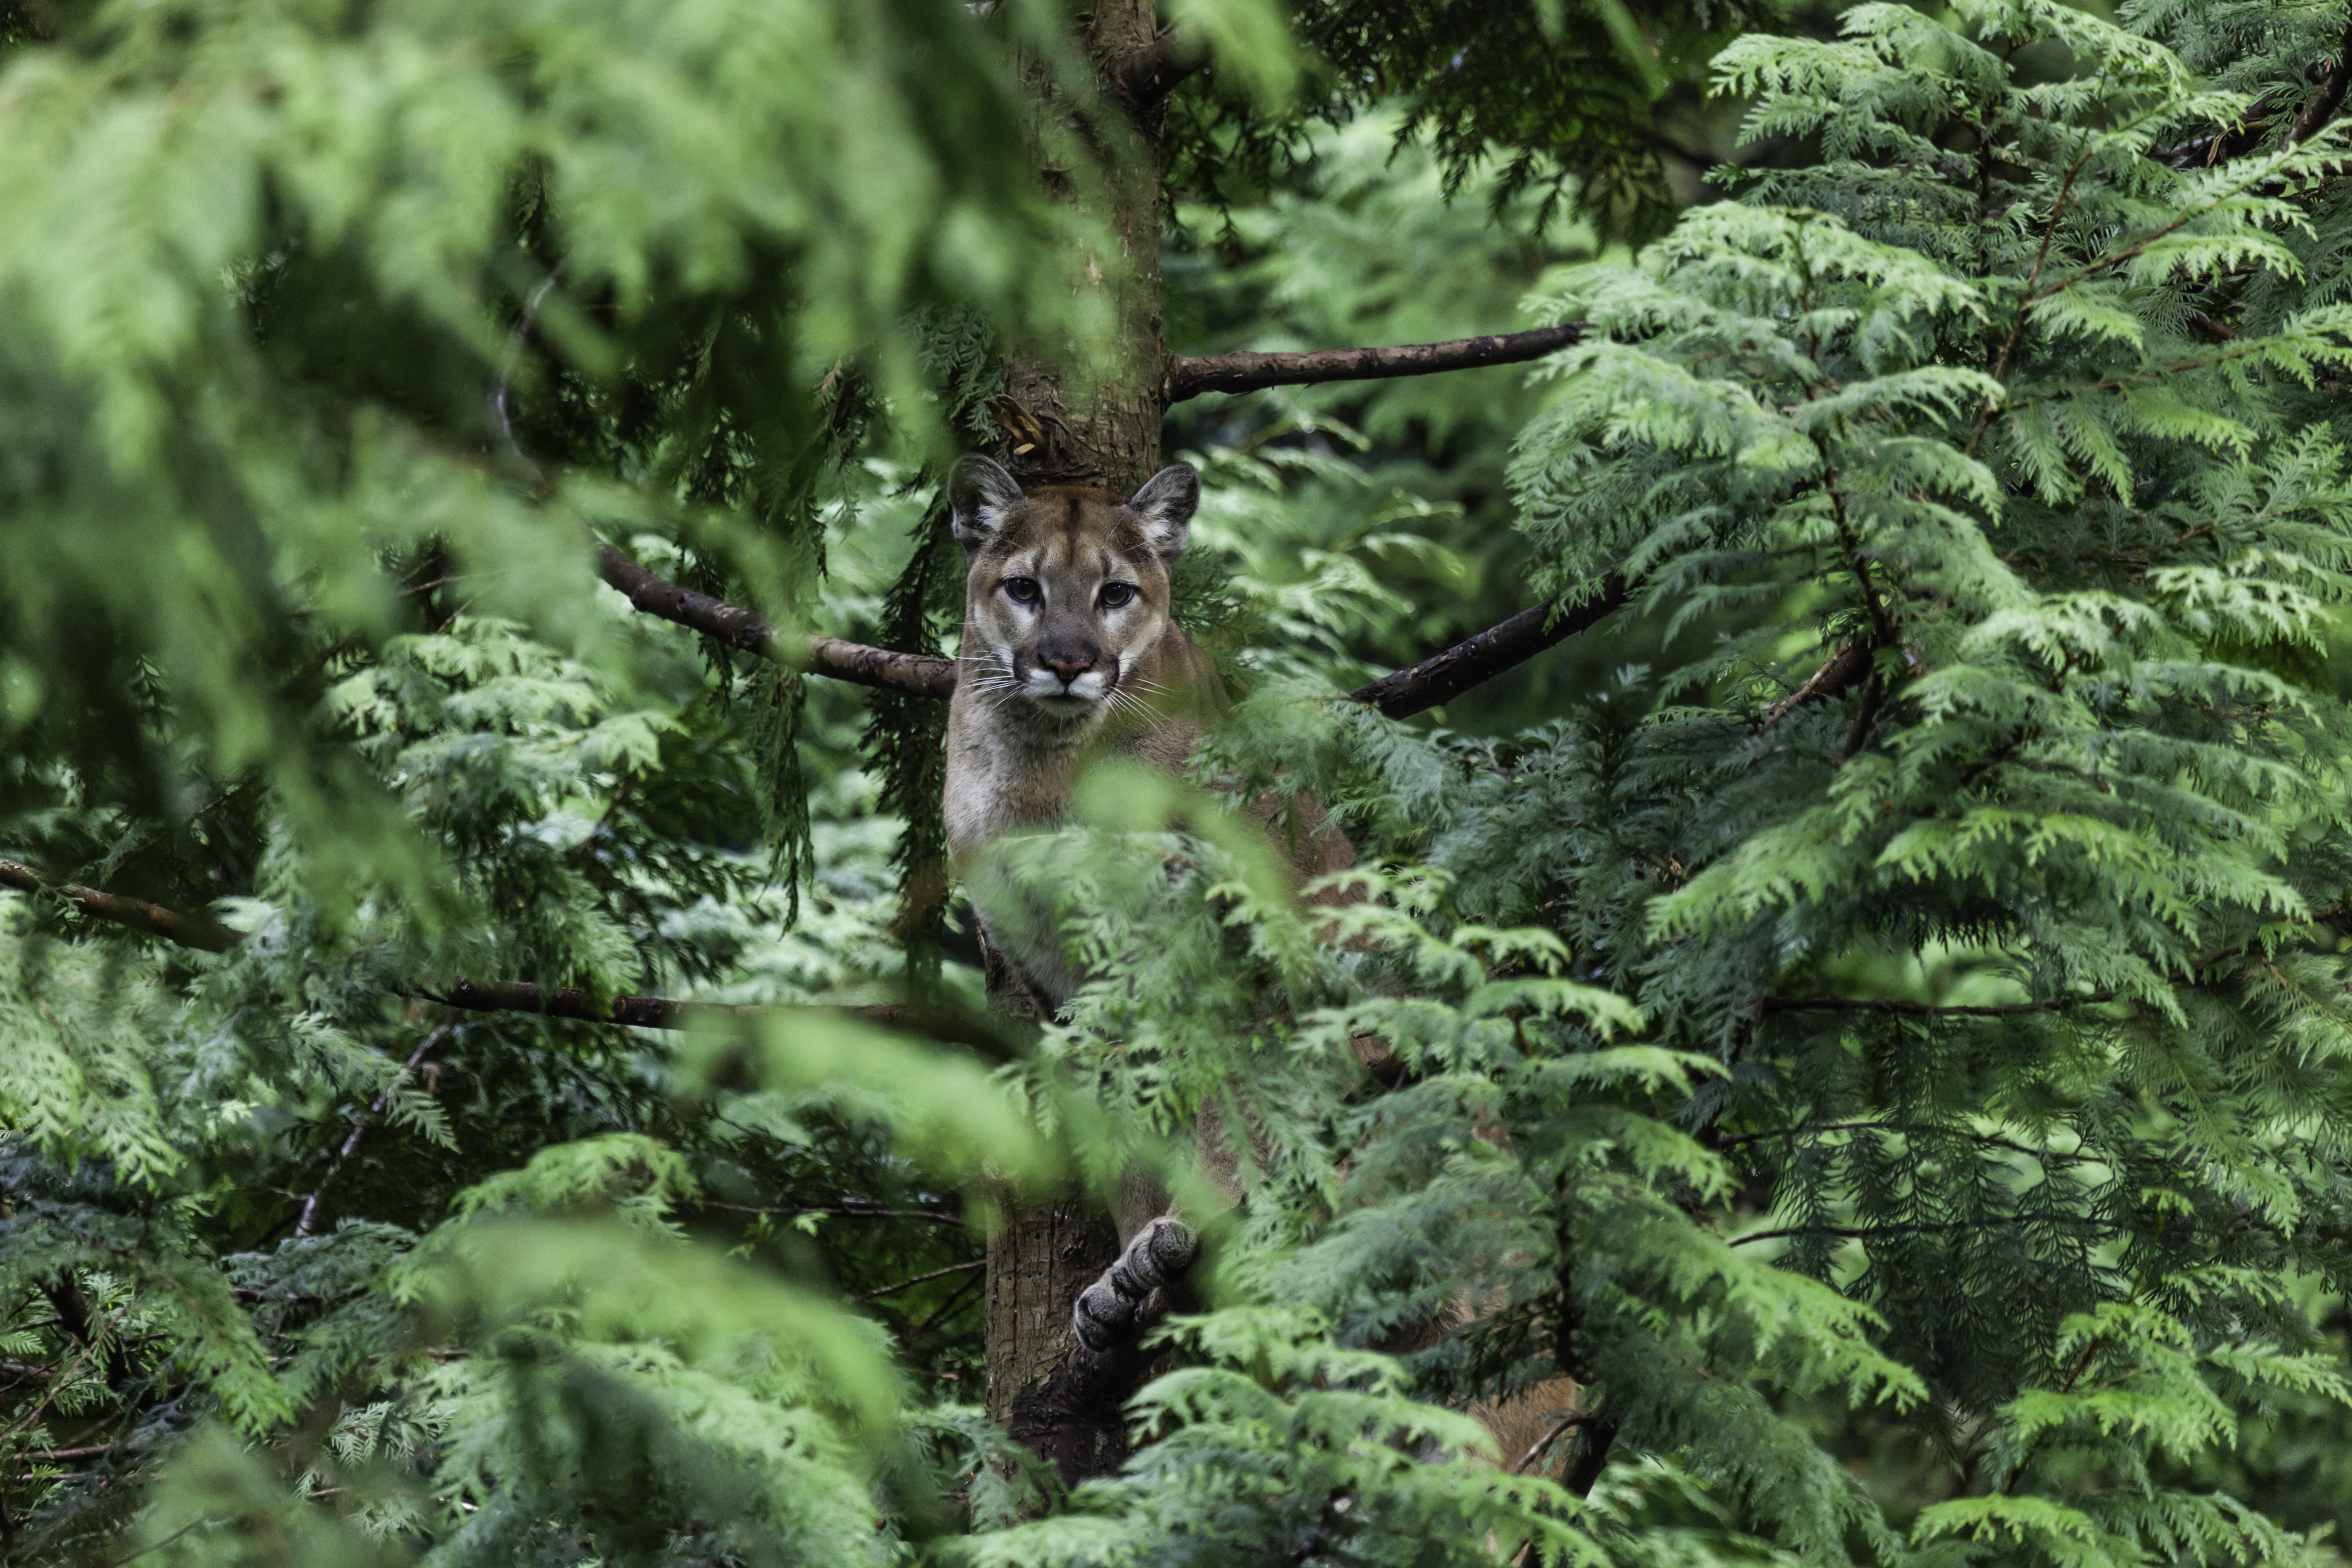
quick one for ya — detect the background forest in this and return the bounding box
[7,0,2352,1565]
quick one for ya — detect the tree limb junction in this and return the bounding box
[1114,28,1207,110]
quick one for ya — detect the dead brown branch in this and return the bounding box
[594,544,956,699]
[1166,324,1587,403]
[1345,578,1628,719]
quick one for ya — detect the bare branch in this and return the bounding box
[1731,1215,2107,1248]
[594,543,956,699]
[1762,994,2105,1017]
[599,533,1626,721]
[432,975,751,1030]
[1346,578,1627,719]
[0,859,242,952]
[1762,639,1870,726]
[700,1201,965,1225]
[853,1258,985,1303]
[1166,323,1587,403]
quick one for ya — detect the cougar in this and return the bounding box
[942,453,1346,1007]
[940,456,1579,1468]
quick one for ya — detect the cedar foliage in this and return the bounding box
[6,2,2352,1567]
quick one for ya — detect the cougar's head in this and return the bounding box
[947,454,1200,724]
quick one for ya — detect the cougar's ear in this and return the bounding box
[1127,464,1200,557]
[947,454,1024,553]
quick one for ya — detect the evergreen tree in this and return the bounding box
[7,2,2352,1567]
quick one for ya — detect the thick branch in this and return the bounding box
[1166,323,1587,403]
[1115,28,1206,109]
[601,535,1623,719]
[1346,578,1626,719]
[594,543,956,700]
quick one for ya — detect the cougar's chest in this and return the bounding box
[941,701,1201,860]
[941,715,1079,858]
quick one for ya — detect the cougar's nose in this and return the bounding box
[1038,648,1097,685]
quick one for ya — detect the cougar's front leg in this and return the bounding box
[1072,1213,1198,1351]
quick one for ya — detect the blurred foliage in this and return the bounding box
[7,0,2352,1566]
[1163,0,1772,238]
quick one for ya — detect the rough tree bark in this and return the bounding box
[974,5,1178,1490]
[993,5,1172,498]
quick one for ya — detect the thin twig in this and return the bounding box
[907,1266,988,1342]
[1999,1336,2103,1495]
[1966,141,2098,455]
[489,262,569,489]
[0,1335,106,1447]
[852,1259,985,1303]
[99,1516,217,1568]
[1762,994,2107,1016]
[1510,1411,1593,1475]
[294,1013,459,1239]
[1730,1215,2105,1248]
[702,1202,964,1226]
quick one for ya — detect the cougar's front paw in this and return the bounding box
[1071,1215,1196,1353]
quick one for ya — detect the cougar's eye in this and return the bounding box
[1099,583,1137,610]
[1002,576,1040,605]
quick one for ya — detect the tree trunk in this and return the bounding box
[981,1,1176,1488]
[996,1,1169,497]
[984,1191,1136,1484]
